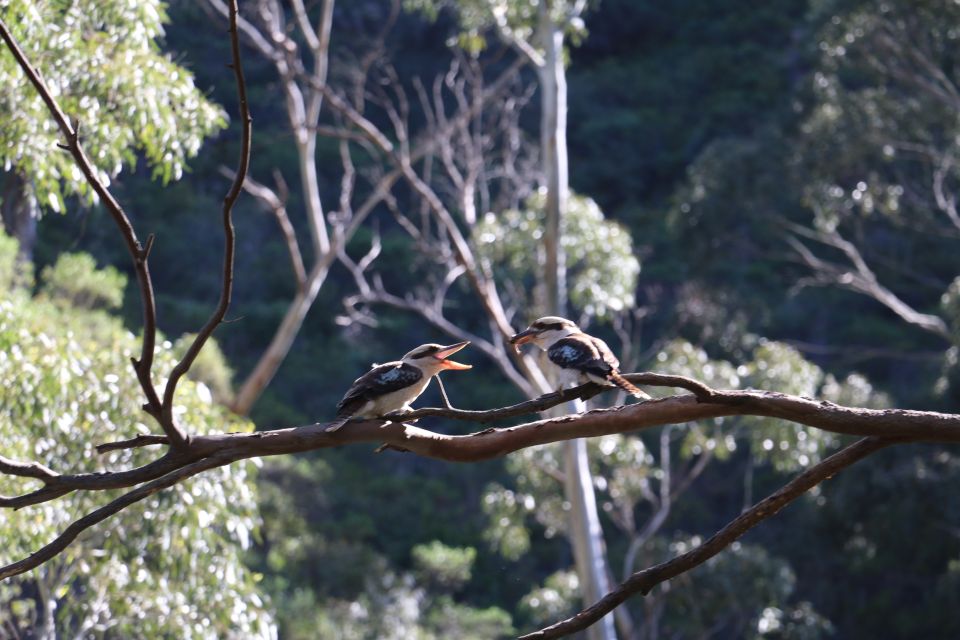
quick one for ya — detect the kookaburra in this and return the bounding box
[510,316,648,398]
[327,341,472,431]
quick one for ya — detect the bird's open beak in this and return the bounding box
[434,341,472,370]
[508,328,538,350]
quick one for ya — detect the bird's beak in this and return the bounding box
[434,341,472,370]
[509,328,538,349]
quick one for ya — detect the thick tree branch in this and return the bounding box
[519,436,893,639]
[3,379,960,586]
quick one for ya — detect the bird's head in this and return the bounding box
[509,316,579,351]
[401,341,473,373]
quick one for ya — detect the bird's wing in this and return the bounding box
[589,335,620,370]
[335,361,423,417]
[547,334,612,378]
[588,335,648,398]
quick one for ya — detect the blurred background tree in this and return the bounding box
[0,0,224,263]
[0,231,274,639]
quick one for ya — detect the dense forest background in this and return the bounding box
[4,0,960,638]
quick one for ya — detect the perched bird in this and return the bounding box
[509,316,648,398]
[326,341,472,431]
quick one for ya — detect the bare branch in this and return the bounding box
[933,155,960,233]
[787,225,952,341]
[0,455,58,482]
[224,168,307,289]
[159,0,252,437]
[0,454,228,580]
[4,374,960,588]
[95,435,170,454]
[0,453,187,510]
[520,436,893,639]
[203,0,283,63]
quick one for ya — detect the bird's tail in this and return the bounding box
[608,372,650,399]
[325,414,352,432]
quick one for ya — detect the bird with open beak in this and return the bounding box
[510,316,649,398]
[326,342,472,431]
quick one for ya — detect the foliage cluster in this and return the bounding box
[0,232,274,638]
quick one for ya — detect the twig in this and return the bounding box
[95,435,170,454]
[435,375,453,409]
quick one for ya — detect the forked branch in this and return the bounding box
[787,223,952,342]
[0,0,252,448]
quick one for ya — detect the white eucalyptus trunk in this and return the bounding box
[231,259,333,415]
[564,431,618,640]
[538,11,568,317]
[537,6,615,636]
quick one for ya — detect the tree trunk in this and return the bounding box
[230,260,332,415]
[537,4,615,638]
[563,401,618,640]
[1,171,38,265]
[539,7,568,316]
[34,567,58,640]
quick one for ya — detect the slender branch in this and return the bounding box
[0,453,188,509]
[202,0,282,63]
[520,436,893,639]
[160,0,252,432]
[0,456,58,482]
[224,168,307,289]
